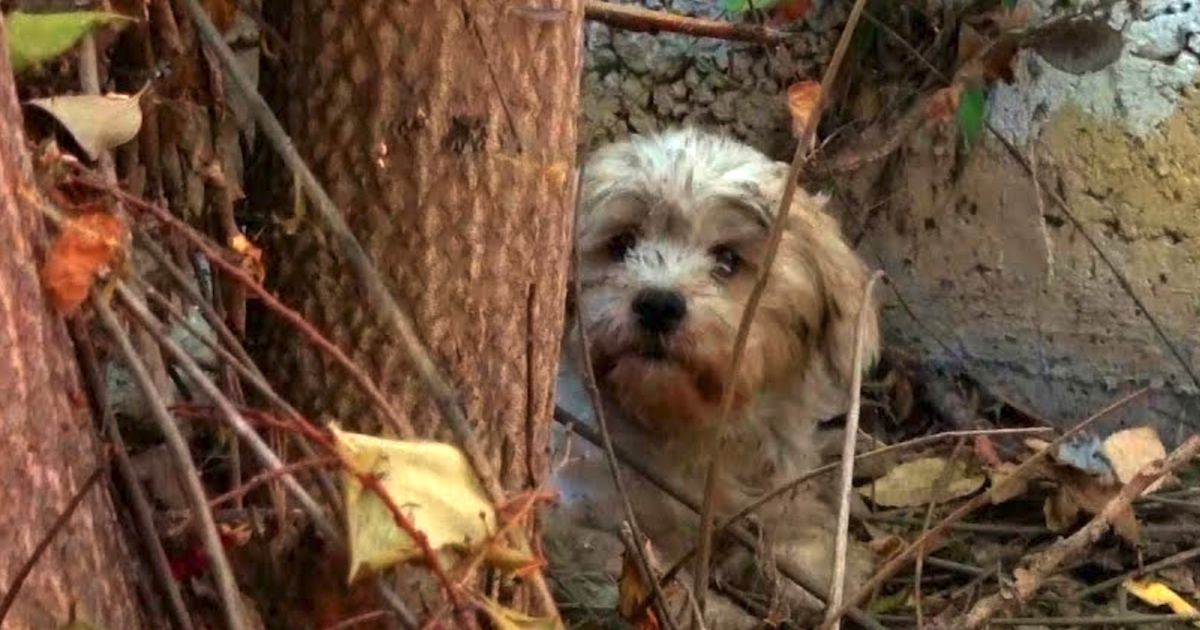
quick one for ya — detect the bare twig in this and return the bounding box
[956,434,1200,630]
[817,386,1150,630]
[0,464,106,627]
[826,271,884,630]
[69,319,195,630]
[94,294,251,630]
[694,0,873,618]
[914,438,969,630]
[209,456,340,510]
[1075,544,1200,600]
[584,0,784,44]
[570,167,680,630]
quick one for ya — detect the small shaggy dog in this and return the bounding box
[546,127,881,627]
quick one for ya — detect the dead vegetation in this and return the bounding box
[1,1,1198,630]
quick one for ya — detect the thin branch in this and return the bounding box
[0,464,106,627]
[826,271,884,630]
[93,293,251,630]
[555,409,890,630]
[209,456,340,510]
[694,0,873,619]
[570,167,680,630]
[816,386,1150,630]
[69,319,196,630]
[584,0,785,44]
[1075,544,1200,600]
[957,434,1200,630]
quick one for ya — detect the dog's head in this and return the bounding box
[572,127,879,433]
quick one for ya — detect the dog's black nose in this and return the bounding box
[632,288,687,333]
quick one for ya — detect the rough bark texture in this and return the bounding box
[0,21,147,630]
[254,2,582,496]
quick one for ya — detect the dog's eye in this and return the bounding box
[607,232,637,261]
[711,245,742,278]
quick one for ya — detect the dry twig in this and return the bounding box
[584,0,784,44]
[817,386,1150,630]
[826,271,884,630]
[693,0,874,618]
[954,434,1200,630]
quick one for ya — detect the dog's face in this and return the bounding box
[573,128,878,433]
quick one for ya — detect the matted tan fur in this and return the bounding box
[547,127,881,627]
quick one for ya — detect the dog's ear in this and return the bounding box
[774,186,880,387]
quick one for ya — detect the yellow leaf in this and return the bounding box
[478,596,562,630]
[1103,426,1170,494]
[856,456,986,507]
[331,425,516,583]
[1124,579,1200,628]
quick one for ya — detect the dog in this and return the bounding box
[545,126,881,627]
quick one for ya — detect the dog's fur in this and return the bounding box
[547,127,881,626]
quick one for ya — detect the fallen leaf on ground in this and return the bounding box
[617,536,663,630]
[478,596,562,630]
[1103,426,1170,494]
[857,456,986,507]
[26,88,147,161]
[1124,579,1200,628]
[5,10,134,73]
[927,85,962,122]
[988,461,1033,504]
[1045,467,1140,544]
[330,425,530,582]
[41,211,127,314]
[787,81,822,138]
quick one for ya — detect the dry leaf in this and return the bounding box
[1103,426,1170,494]
[856,456,986,508]
[927,85,961,122]
[230,233,266,284]
[1043,487,1080,532]
[1124,579,1200,628]
[974,435,1003,467]
[955,24,987,69]
[330,425,532,583]
[617,537,663,630]
[1046,467,1140,544]
[41,211,127,314]
[787,81,822,138]
[988,462,1033,504]
[26,88,146,161]
[868,534,907,564]
[768,0,813,25]
[205,0,237,33]
[479,596,562,630]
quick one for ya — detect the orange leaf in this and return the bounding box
[787,80,822,138]
[926,85,962,122]
[617,541,662,630]
[205,0,237,33]
[41,212,126,315]
[230,233,266,284]
[768,0,813,25]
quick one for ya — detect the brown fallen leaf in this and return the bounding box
[41,211,127,314]
[927,85,962,122]
[787,80,822,138]
[1047,466,1140,544]
[617,537,663,630]
[205,0,237,33]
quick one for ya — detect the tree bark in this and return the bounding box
[0,20,148,630]
[255,3,582,496]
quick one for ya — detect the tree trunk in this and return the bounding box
[254,4,582,493]
[0,21,148,630]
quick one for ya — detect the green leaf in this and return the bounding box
[723,0,789,13]
[957,86,986,147]
[6,11,134,73]
[1002,0,1020,9]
